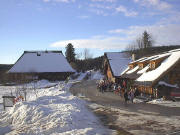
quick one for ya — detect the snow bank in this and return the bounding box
[0,81,111,135]
[75,72,87,81]
[74,70,104,81]
[26,79,59,89]
[89,70,104,80]
[0,86,16,104]
[148,98,180,108]
[0,80,59,105]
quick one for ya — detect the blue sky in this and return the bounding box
[1,0,180,64]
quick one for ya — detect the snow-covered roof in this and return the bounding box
[136,51,180,82]
[168,48,180,53]
[105,52,131,76]
[121,67,130,75]
[8,51,75,73]
[126,66,139,74]
[150,53,170,61]
[137,64,150,74]
[138,55,158,63]
[129,57,147,64]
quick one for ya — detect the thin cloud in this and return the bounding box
[109,24,180,46]
[133,0,172,11]
[116,5,138,17]
[89,3,138,17]
[50,24,180,51]
[89,8,109,16]
[43,0,75,3]
[91,0,116,2]
[50,37,129,50]
[77,15,90,19]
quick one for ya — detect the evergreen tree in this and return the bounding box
[143,30,153,48]
[65,43,76,63]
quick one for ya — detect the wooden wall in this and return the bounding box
[168,61,180,85]
[138,85,153,95]
[106,65,115,82]
[8,72,74,82]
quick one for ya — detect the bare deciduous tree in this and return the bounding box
[83,48,93,60]
[126,30,154,58]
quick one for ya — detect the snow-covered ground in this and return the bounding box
[148,98,180,108]
[88,70,104,80]
[1,70,180,135]
[0,72,113,135]
[0,80,59,104]
[133,97,180,108]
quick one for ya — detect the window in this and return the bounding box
[152,62,155,68]
[150,62,155,69]
[139,64,143,69]
[129,65,133,69]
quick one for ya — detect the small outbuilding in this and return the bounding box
[8,50,75,81]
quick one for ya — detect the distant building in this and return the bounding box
[103,52,131,83]
[122,48,180,98]
[8,51,75,81]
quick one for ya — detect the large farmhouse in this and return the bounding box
[122,48,180,98]
[103,52,131,83]
[8,51,75,81]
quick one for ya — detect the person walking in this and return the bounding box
[123,80,126,88]
[129,89,134,103]
[124,90,129,105]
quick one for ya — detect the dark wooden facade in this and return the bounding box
[8,72,74,82]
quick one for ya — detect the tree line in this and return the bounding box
[126,30,180,59]
[65,43,103,72]
[126,30,154,59]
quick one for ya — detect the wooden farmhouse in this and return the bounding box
[103,52,131,83]
[122,48,180,98]
[8,51,75,81]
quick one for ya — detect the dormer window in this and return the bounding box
[152,63,155,68]
[139,64,143,69]
[129,65,133,69]
[150,62,155,69]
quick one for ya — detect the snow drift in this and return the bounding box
[0,81,111,135]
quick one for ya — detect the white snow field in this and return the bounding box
[0,79,112,135]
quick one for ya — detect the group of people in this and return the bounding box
[123,88,140,104]
[97,79,113,93]
[97,79,140,104]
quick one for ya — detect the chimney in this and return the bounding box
[132,54,136,61]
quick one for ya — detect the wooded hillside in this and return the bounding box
[126,45,180,60]
[0,64,13,83]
